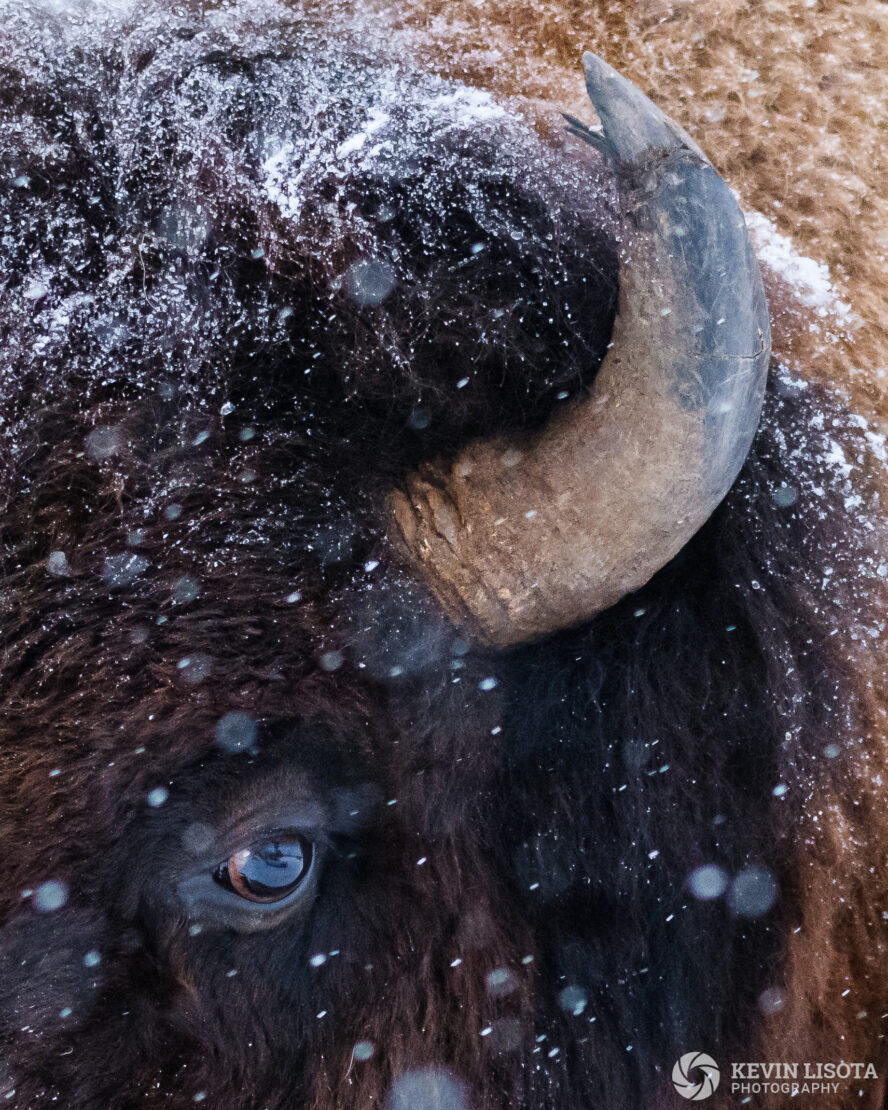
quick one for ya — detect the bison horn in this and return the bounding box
[389,53,770,647]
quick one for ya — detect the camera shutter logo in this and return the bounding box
[672,1053,721,1100]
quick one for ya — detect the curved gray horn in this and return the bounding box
[389,53,770,647]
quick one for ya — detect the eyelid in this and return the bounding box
[184,809,330,868]
[166,778,376,933]
[177,837,323,933]
[210,800,329,853]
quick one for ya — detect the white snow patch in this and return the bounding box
[337,108,391,158]
[259,74,520,227]
[865,430,887,464]
[744,210,853,324]
[28,0,138,11]
[823,438,853,478]
[426,86,509,125]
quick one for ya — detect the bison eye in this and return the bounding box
[214,838,312,904]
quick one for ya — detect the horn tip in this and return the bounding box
[581,52,612,83]
[581,52,621,103]
[580,51,680,169]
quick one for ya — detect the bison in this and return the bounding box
[1,3,886,1108]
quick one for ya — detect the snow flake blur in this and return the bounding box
[1,4,886,1110]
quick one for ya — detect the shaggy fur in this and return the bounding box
[1,3,886,1109]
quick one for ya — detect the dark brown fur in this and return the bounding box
[1,4,886,1108]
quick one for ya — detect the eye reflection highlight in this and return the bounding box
[214,838,311,903]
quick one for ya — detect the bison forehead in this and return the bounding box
[0,0,617,465]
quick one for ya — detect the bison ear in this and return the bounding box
[388,53,770,647]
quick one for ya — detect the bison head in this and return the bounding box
[1,5,872,1109]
